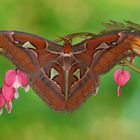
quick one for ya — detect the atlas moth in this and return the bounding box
[0,21,140,113]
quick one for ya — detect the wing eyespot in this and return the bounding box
[73,68,81,80]
[50,67,59,80]
[22,41,36,49]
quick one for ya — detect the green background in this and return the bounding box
[0,0,140,140]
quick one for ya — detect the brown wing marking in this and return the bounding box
[12,31,47,49]
[29,69,66,111]
[66,33,120,111]
[92,33,140,74]
[0,32,39,73]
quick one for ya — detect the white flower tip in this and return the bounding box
[24,85,30,92]
[14,92,20,99]
[0,108,3,115]
[6,102,12,114]
[13,77,21,89]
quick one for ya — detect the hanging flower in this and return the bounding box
[4,69,30,99]
[114,70,130,96]
[2,84,15,113]
[0,69,30,115]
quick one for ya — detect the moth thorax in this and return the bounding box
[63,56,71,71]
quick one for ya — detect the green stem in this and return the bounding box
[121,59,140,73]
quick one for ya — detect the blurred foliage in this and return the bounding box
[0,0,140,140]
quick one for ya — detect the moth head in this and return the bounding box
[63,40,72,54]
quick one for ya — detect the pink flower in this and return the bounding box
[2,84,15,113]
[4,69,30,99]
[114,70,130,96]
[0,69,30,114]
[0,92,5,115]
[129,55,136,63]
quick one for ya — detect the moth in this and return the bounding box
[0,21,140,112]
